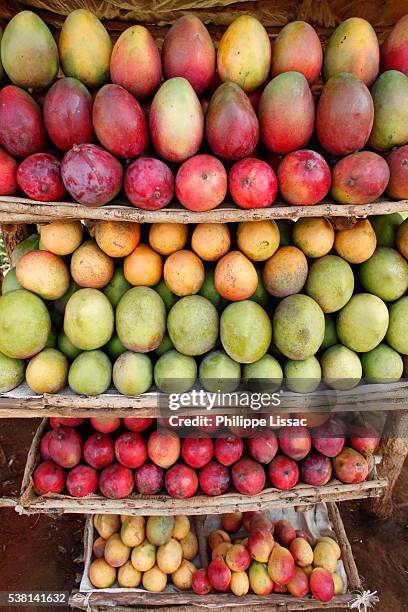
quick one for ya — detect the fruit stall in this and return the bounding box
[0,0,408,609]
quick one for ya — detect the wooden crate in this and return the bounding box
[15,418,387,516]
[69,503,362,611]
[1,380,408,419]
[1,195,408,225]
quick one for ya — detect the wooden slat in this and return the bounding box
[0,196,408,224]
[15,479,388,516]
[1,381,408,418]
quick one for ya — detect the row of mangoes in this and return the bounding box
[1,12,408,210]
[3,9,406,93]
[0,214,407,398]
[89,511,345,603]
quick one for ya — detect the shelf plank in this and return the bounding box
[1,195,408,224]
[17,479,387,516]
[1,381,407,418]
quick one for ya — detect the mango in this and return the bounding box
[0,289,50,359]
[110,25,161,100]
[113,352,152,396]
[310,567,334,602]
[89,558,116,588]
[104,533,131,568]
[146,516,175,547]
[142,564,167,592]
[313,542,337,573]
[70,240,114,289]
[172,516,190,540]
[323,17,379,85]
[268,545,295,585]
[64,288,114,351]
[1,11,58,91]
[0,86,46,158]
[131,539,156,572]
[263,246,308,298]
[305,255,354,313]
[68,350,112,395]
[369,70,408,151]
[167,295,218,356]
[116,287,166,353]
[337,294,389,352]
[331,151,390,205]
[180,531,198,560]
[0,352,24,392]
[381,14,408,75]
[206,82,258,160]
[284,356,321,393]
[44,78,94,152]
[273,294,324,360]
[248,561,273,595]
[316,73,374,156]
[26,348,68,394]
[317,537,341,560]
[230,571,249,596]
[287,566,309,597]
[217,15,271,92]
[154,349,197,394]
[16,250,70,301]
[334,219,377,264]
[321,344,362,390]
[120,516,145,547]
[94,514,121,539]
[259,72,314,154]
[118,561,141,588]
[272,20,322,84]
[361,343,403,382]
[292,218,334,259]
[11,234,39,266]
[149,77,203,162]
[163,15,215,94]
[289,537,314,567]
[332,572,344,595]
[172,559,196,590]
[359,246,408,301]
[243,354,283,392]
[199,350,241,393]
[59,9,112,88]
[157,538,183,574]
[386,296,408,354]
[221,300,272,364]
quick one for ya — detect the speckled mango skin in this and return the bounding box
[273,294,325,360]
[217,15,271,92]
[323,17,379,86]
[1,11,58,91]
[59,9,112,89]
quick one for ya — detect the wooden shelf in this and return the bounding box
[1,381,407,419]
[0,195,408,225]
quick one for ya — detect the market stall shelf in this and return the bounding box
[1,196,408,224]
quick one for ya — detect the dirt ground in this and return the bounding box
[0,418,407,612]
